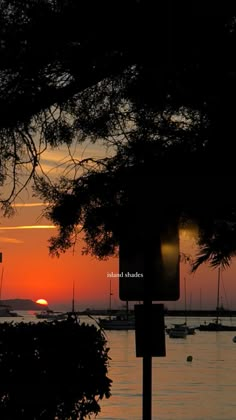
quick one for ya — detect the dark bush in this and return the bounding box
[0,317,112,419]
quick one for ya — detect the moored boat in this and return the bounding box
[167,324,188,338]
[197,268,236,331]
[197,319,236,331]
[35,309,67,320]
[98,314,135,330]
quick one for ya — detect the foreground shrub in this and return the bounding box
[0,316,112,419]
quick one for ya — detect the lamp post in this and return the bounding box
[119,176,180,420]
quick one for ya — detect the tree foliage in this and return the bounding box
[1,1,236,267]
[0,317,112,420]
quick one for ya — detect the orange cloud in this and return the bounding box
[13,203,48,208]
[0,237,24,244]
[0,225,56,230]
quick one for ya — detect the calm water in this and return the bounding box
[97,316,236,420]
[2,313,236,419]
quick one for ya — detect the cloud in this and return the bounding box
[0,225,56,230]
[0,225,56,244]
[0,237,24,244]
[13,203,48,208]
[39,139,114,176]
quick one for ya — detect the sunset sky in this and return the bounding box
[1,143,236,311]
[0,204,118,311]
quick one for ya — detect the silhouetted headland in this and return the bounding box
[0,299,48,310]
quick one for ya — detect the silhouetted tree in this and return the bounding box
[1,1,236,267]
[0,319,112,420]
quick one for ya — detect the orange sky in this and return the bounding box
[1,143,236,311]
[1,200,236,312]
[0,202,119,311]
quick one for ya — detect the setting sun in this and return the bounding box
[36,298,48,306]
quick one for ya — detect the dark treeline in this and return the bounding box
[0,2,236,269]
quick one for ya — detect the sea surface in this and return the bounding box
[2,313,236,420]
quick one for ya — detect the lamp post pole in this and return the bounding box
[142,297,153,420]
[119,176,179,420]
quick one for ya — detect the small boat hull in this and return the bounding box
[197,322,236,331]
[98,317,135,330]
[166,324,188,338]
[35,310,67,320]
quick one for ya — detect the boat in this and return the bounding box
[197,267,236,331]
[166,324,188,338]
[166,278,196,336]
[166,322,194,337]
[36,280,79,322]
[197,317,236,331]
[35,309,67,320]
[98,312,135,330]
[98,280,135,330]
[182,277,196,334]
[198,319,236,331]
[98,300,135,330]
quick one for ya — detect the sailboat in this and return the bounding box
[198,267,236,331]
[68,279,80,322]
[36,280,77,321]
[183,277,196,334]
[166,277,195,338]
[98,304,135,330]
[97,279,135,330]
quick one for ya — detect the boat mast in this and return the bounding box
[199,288,202,311]
[216,267,221,324]
[109,278,113,319]
[0,267,4,301]
[184,277,187,324]
[126,300,129,320]
[72,280,75,313]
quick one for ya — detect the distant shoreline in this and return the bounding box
[80,308,236,318]
[3,299,236,318]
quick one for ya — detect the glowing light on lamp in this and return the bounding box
[160,227,180,282]
[179,223,199,241]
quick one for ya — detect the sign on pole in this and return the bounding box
[119,176,180,301]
